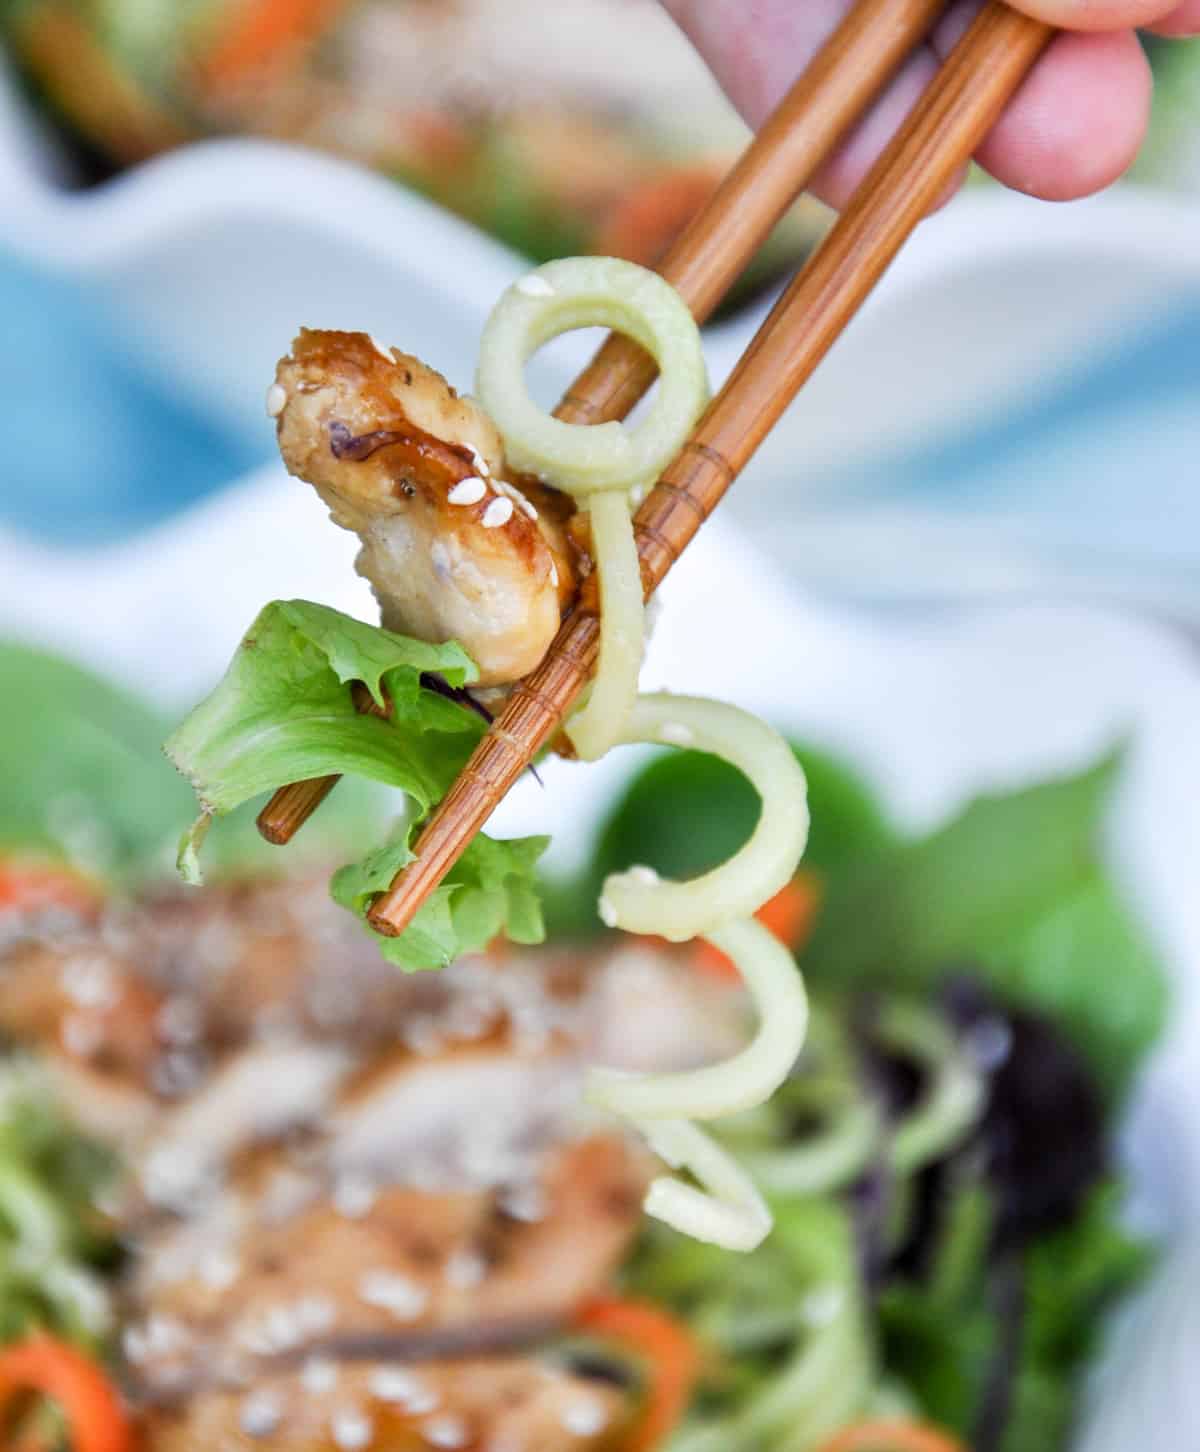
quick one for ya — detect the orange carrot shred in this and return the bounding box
[0,1336,132,1452]
[0,859,102,919]
[200,0,351,88]
[574,1297,703,1452]
[814,1419,970,1452]
[689,871,822,982]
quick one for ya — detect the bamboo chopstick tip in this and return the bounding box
[365,897,406,937]
[256,810,295,845]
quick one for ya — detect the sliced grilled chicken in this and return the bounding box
[1,877,745,1451]
[272,330,581,687]
[0,937,167,1144]
[123,1132,648,1405]
[138,1354,633,1452]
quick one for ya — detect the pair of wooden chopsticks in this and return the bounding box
[259,0,1054,936]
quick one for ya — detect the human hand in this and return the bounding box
[661,0,1198,206]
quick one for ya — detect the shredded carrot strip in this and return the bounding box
[201,0,351,87]
[815,1419,970,1452]
[689,871,822,982]
[592,165,724,267]
[574,1297,703,1452]
[0,859,101,919]
[0,1336,131,1452]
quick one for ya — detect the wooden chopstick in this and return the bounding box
[256,0,949,847]
[366,0,1054,938]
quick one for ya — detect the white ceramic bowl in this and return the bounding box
[5,48,1200,505]
[4,458,1200,1446]
[3,57,1200,1443]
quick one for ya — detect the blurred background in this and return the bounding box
[0,0,1197,627]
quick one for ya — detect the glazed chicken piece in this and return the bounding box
[272,330,582,687]
[1,880,746,1451]
[123,1130,648,1401]
[140,1355,634,1452]
[0,935,168,1145]
[0,873,415,1148]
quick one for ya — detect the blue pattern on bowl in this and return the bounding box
[0,248,265,547]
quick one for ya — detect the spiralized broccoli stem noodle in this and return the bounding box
[478,259,810,1251]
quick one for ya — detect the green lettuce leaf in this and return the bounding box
[331,827,550,973]
[0,640,194,876]
[0,637,388,883]
[164,601,482,826]
[802,751,1166,1096]
[165,600,548,970]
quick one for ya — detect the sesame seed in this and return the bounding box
[494,479,536,520]
[158,996,203,1044]
[516,274,556,298]
[369,334,393,362]
[240,1390,283,1438]
[444,1249,487,1289]
[549,561,559,587]
[403,1016,443,1057]
[199,1247,239,1290]
[140,1318,187,1359]
[266,383,287,418]
[265,1304,304,1350]
[295,1295,337,1336]
[481,496,514,529]
[333,1174,377,1219]
[302,1357,338,1395]
[61,956,118,1009]
[236,1323,273,1357]
[423,1414,470,1448]
[628,865,660,886]
[499,1183,547,1223]
[598,897,618,928]
[658,722,694,747]
[470,448,491,476]
[261,1167,318,1223]
[62,1014,103,1057]
[331,1407,374,1451]
[448,476,487,506]
[561,1398,609,1437]
[141,1144,208,1210]
[359,1269,429,1321]
[368,1367,432,1408]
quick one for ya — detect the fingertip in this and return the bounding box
[1004,0,1180,31]
[975,28,1151,200]
[809,49,944,210]
[1146,0,1200,33]
[659,0,854,130]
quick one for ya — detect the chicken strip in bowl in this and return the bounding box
[0,873,742,1451]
